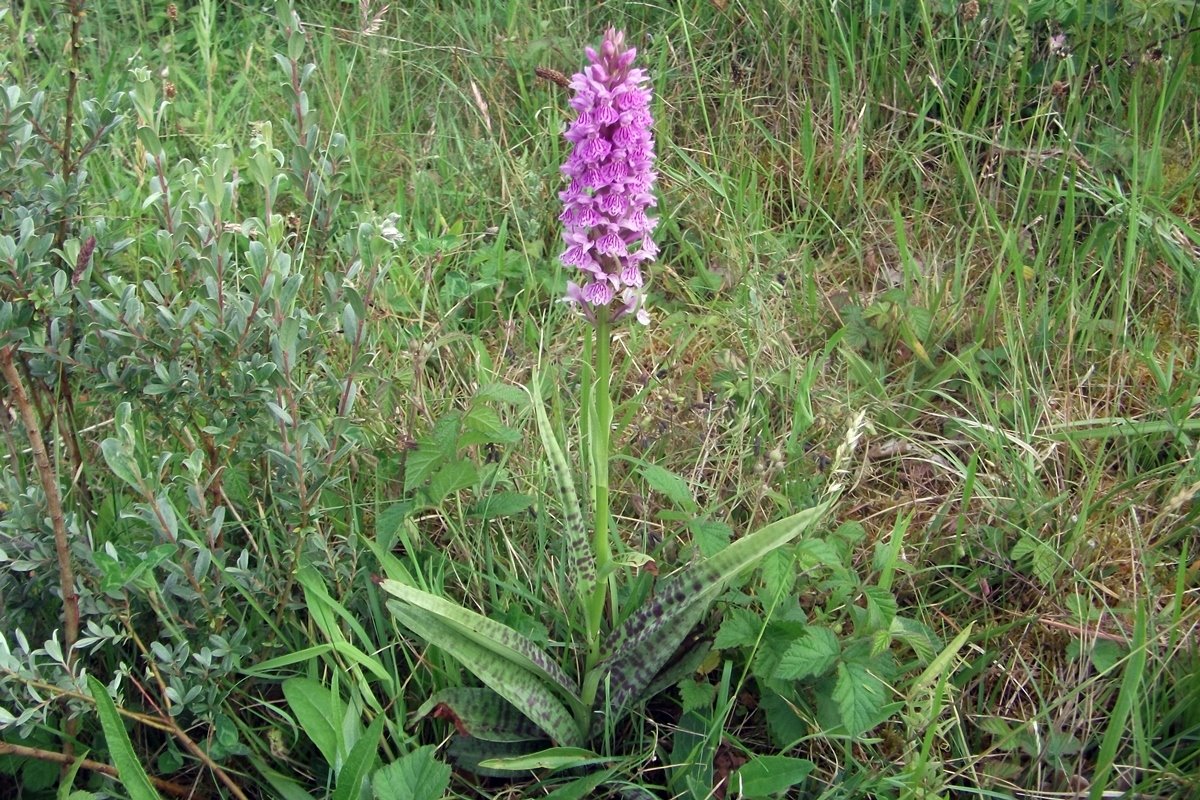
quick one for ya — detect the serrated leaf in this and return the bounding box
[794,537,845,571]
[87,676,162,800]
[731,755,815,797]
[833,660,888,736]
[403,448,443,493]
[374,502,413,543]
[861,585,897,632]
[468,492,534,519]
[636,463,696,512]
[426,459,478,503]
[776,627,839,681]
[372,745,450,800]
[713,608,762,650]
[476,383,528,406]
[463,405,522,445]
[380,580,579,700]
[282,678,340,769]
[530,374,595,600]
[890,616,940,664]
[413,688,546,743]
[677,679,715,713]
[759,549,796,600]
[388,603,582,747]
[688,518,732,557]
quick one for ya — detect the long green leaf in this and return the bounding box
[87,676,162,800]
[478,746,605,772]
[389,601,582,747]
[282,677,339,768]
[530,373,595,601]
[379,578,580,701]
[332,713,384,800]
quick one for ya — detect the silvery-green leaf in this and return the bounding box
[413,688,547,743]
[530,374,595,601]
[380,579,580,702]
[599,499,834,716]
[389,602,582,747]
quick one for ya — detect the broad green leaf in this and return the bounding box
[861,585,898,632]
[759,549,796,600]
[372,746,451,800]
[389,602,582,747]
[530,374,595,600]
[475,383,528,407]
[444,736,545,778]
[687,518,732,557]
[403,447,444,493]
[282,677,339,768]
[87,676,162,800]
[100,438,142,491]
[332,713,384,800]
[890,616,940,664]
[636,463,696,512]
[776,627,840,681]
[833,660,888,736]
[478,746,604,772]
[462,405,522,445]
[374,502,414,547]
[677,679,716,713]
[732,755,815,797]
[413,687,546,743]
[380,579,580,701]
[427,459,478,503]
[468,491,534,519]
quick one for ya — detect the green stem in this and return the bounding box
[582,315,613,699]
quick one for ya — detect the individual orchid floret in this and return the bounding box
[559,28,657,325]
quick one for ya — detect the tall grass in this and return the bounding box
[1,0,1198,797]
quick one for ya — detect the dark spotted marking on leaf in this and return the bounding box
[532,377,596,597]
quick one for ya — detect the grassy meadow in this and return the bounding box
[2,0,1199,797]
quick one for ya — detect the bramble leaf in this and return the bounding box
[775,627,839,681]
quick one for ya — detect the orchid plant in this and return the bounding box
[379,29,845,770]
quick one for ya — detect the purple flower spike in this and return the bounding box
[559,28,656,325]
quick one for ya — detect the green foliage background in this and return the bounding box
[1,0,1199,798]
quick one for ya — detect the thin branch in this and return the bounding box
[0,345,80,765]
[0,743,200,799]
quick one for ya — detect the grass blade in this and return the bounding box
[87,676,162,800]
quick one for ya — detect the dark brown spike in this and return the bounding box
[535,66,571,89]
